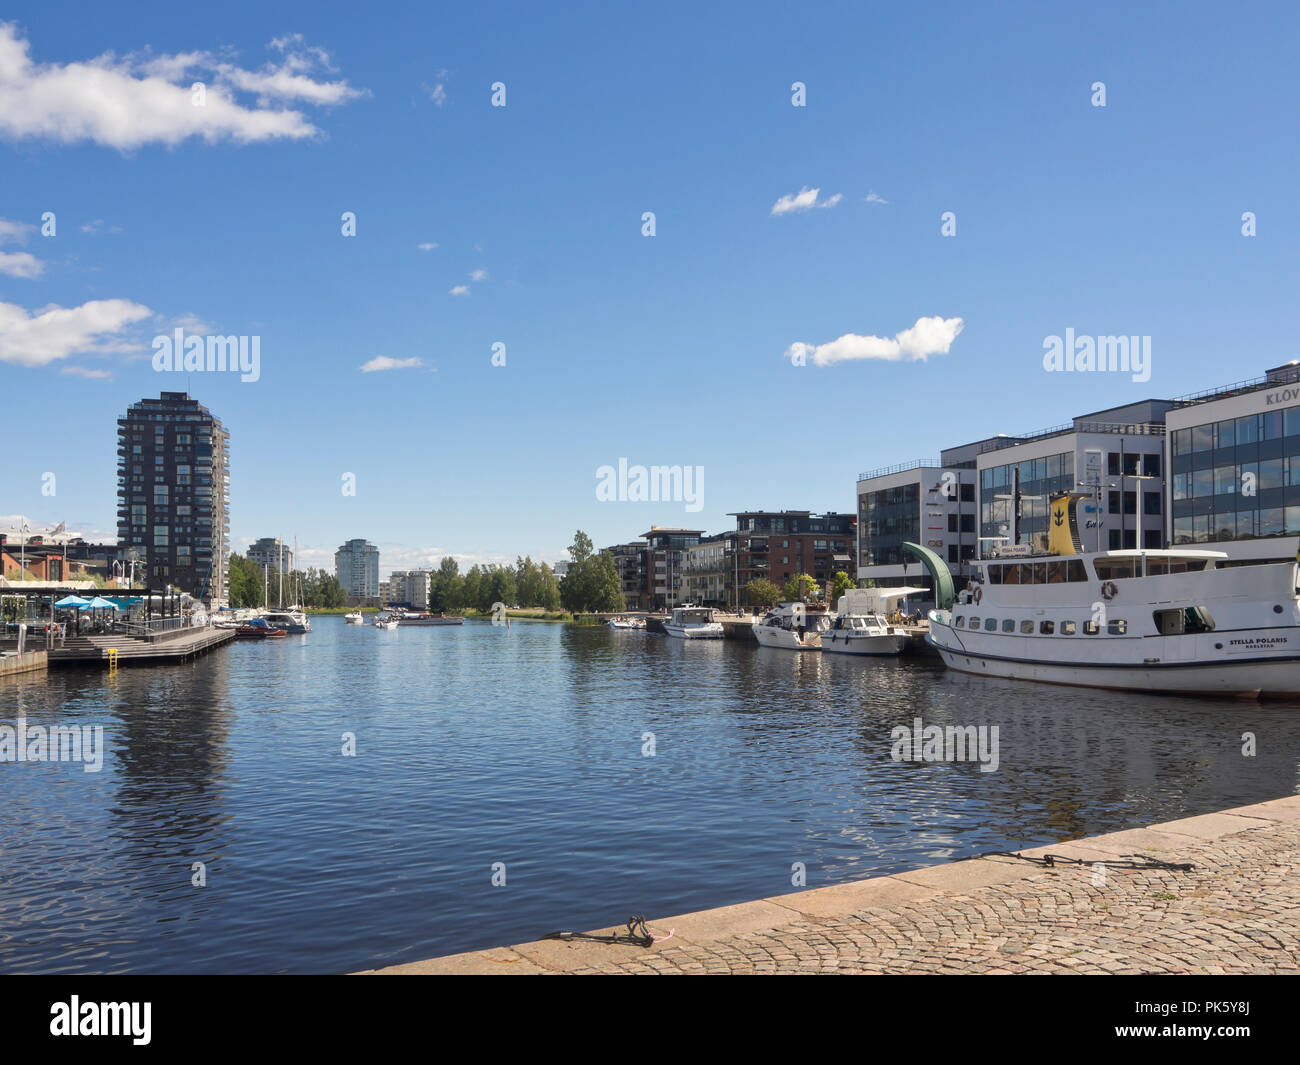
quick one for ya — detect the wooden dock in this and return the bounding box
[44,625,236,665]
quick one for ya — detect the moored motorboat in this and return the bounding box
[752,602,829,650]
[821,587,922,656]
[236,617,287,639]
[608,615,645,630]
[664,605,724,639]
[263,609,310,634]
[374,615,399,629]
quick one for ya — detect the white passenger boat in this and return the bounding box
[822,587,923,656]
[925,491,1300,696]
[344,611,365,625]
[396,612,463,626]
[752,602,830,650]
[608,616,645,630]
[664,605,724,639]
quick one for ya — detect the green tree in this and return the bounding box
[831,571,855,602]
[743,578,782,608]
[782,572,818,602]
[430,556,462,612]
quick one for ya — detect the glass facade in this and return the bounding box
[858,483,919,566]
[1170,406,1300,543]
[979,451,1075,551]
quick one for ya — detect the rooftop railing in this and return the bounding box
[857,459,938,482]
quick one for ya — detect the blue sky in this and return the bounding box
[1,1,1297,575]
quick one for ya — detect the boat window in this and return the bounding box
[1147,558,1169,575]
[1046,561,1066,583]
[1001,619,1015,633]
[984,618,997,631]
[1107,619,1127,635]
[989,566,1003,585]
[1060,620,1076,635]
[1017,563,1033,585]
[1095,558,1138,581]
[1033,563,1048,584]
[968,616,980,628]
[1084,620,1100,635]
[954,616,964,628]
[1040,620,1055,635]
[1002,565,1020,585]
[1067,559,1087,582]
[1019,620,1035,634]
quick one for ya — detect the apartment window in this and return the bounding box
[154,485,169,506]
[153,525,169,547]
[948,514,958,533]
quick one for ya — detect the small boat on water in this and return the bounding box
[344,611,365,625]
[263,609,310,634]
[752,602,830,650]
[396,612,463,626]
[236,617,287,639]
[608,616,645,630]
[664,605,724,639]
[821,587,923,656]
[374,615,399,629]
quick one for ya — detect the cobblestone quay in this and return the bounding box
[360,795,1300,975]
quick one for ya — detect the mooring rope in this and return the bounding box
[542,914,673,948]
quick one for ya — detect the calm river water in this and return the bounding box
[2,617,1298,973]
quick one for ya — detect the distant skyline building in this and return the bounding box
[386,569,431,609]
[247,537,293,573]
[335,538,380,602]
[116,392,230,606]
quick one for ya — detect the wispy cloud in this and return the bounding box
[864,191,888,205]
[60,365,113,379]
[0,297,153,368]
[771,186,842,215]
[0,217,34,244]
[785,315,964,367]
[417,241,438,251]
[469,268,487,282]
[0,250,43,278]
[0,24,367,150]
[80,219,123,235]
[359,355,422,373]
[449,284,469,296]
[422,71,448,108]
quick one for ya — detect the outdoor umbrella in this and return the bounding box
[54,595,90,607]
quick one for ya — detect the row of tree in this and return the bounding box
[742,571,857,608]
[429,555,564,614]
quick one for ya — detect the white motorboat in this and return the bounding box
[263,609,310,634]
[822,587,924,656]
[374,615,399,629]
[752,602,830,650]
[925,490,1300,696]
[608,616,645,630]
[344,611,365,624]
[664,605,724,639]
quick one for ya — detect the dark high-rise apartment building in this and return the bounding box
[116,392,230,606]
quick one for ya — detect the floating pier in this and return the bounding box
[44,625,236,665]
[358,794,1300,975]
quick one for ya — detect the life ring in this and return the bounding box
[1100,580,1118,601]
[973,585,983,605]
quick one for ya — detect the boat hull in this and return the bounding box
[821,631,907,656]
[752,624,821,651]
[664,624,724,639]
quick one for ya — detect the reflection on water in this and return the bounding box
[1,618,1297,973]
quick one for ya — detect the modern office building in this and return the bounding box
[1164,361,1300,560]
[730,511,856,595]
[116,392,230,606]
[248,537,293,573]
[335,538,380,603]
[973,400,1171,556]
[857,456,980,598]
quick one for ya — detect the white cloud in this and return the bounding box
[0,24,366,150]
[80,219,123,235]
[359,355,422,373]
[449,284,469,296]
[785,315,965,367]
[0,217,34,243]
[771,186,842,215]
[0,297,153,368]
[469,268,487,281]
[60,365,112,379]
[417,241,438,251]
[864,191,888,205]
[0,250,43,278]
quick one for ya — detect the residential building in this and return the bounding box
[335,538,380,603]
[248,537,293,573]
[387,569,431,609]
[641,527,703,611]
[116,392,230,606]
[604,542,648,611]
[682,532,740,608]
[730,511,856,598]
